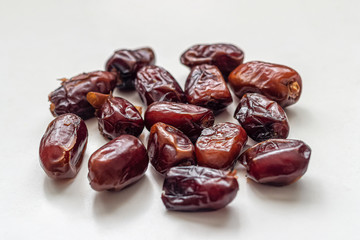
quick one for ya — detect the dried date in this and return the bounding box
[39,113,88,179]
[234,93,290,142]
[228,61,302,107]
[87,92,144,139]
[144,102,215,143]
[88,135,149,191]
[161,166,239,211]
[148,122,196,174]
[105,47,155,90]
[240,139,311,186]
[185,64,232,114]
[196,122,247,170]
[135,65,186,106]
[180,43,244,77]
[49,71,116,120]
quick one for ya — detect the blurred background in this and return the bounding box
[0,0,359,239]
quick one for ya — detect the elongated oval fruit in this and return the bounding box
[148,122,196,174]
[144,101,215,143]
[105,47,155,90]
[87,92,144,139]
[39,113,88,179]
[184,64,232,114]
[196,122,247,170]
[234,93,290,142]
[135,65,186,106]
[49,71,116,119]
[240,139,311,186]
[161,166,239,211]
[228,61,302,107]
[180,43,245,77]
[88,135,149,191]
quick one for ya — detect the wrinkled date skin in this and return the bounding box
[88,135,149,191]
[180,43,244,77]
[39,113,88,179]
[49,71,116,120]
[240,139,311,186]
[148,122,196,175]
[161,166,239,211]
[228,61,302,107]
[196,122,247,170]
[144,102,215,143]
[87,92,144,139]
[185,64,232,114]
[105,47,155,90]
[234,93,290,142]
[135,65,186,106]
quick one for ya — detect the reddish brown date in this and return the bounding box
[88,135,149,191]
[180,43,244,77]
[105,47,155,90]
[234,93,290,142]
[49,71,116,120]
[161,166,239,211]
[185,64,232,114]
[240,139,311,186]
[228,61,302,107]
[148,122,196,174]
[135,65,186,106]
[87,92,144,139]
[144,102,215,143]
[39,113,88,179]
[196,122,247,170]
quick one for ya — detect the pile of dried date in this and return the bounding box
[39,44,311,212]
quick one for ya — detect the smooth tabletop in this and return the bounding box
[0,0,359,239]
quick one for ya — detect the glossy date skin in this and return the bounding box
[196,122,247,170]
[161,166,239,211]
[49,71,116,120]
[148,122,196,175]
[39,114,88,179]
[144,102,215,143]
[240,139,311,186]
[105,47,155,90]
[228,61,302,107]
[87,92,144,139]
[180,43,244,77]
[135,65,186,106]
[234,93,290,142]
[185,64,232,114]
[88,135,149,191]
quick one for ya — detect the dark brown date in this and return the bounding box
[135,65,186,106]
[49,71,116,120]
[180,43,244,77]
[105,47,155,90]
[88,135,149,191]
[161,166,239,211]
[185,64,232,114]
[234,93,290,142]
[148,122,196,174]
[228,61,302,107]
[144,102,215,143]
[39,113,88,179]
[196,122,247,170]
[240,139,311,186]
[87,92,144,139]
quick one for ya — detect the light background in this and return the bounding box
[0,0,359,239]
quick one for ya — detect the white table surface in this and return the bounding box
[1,0,359,239]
